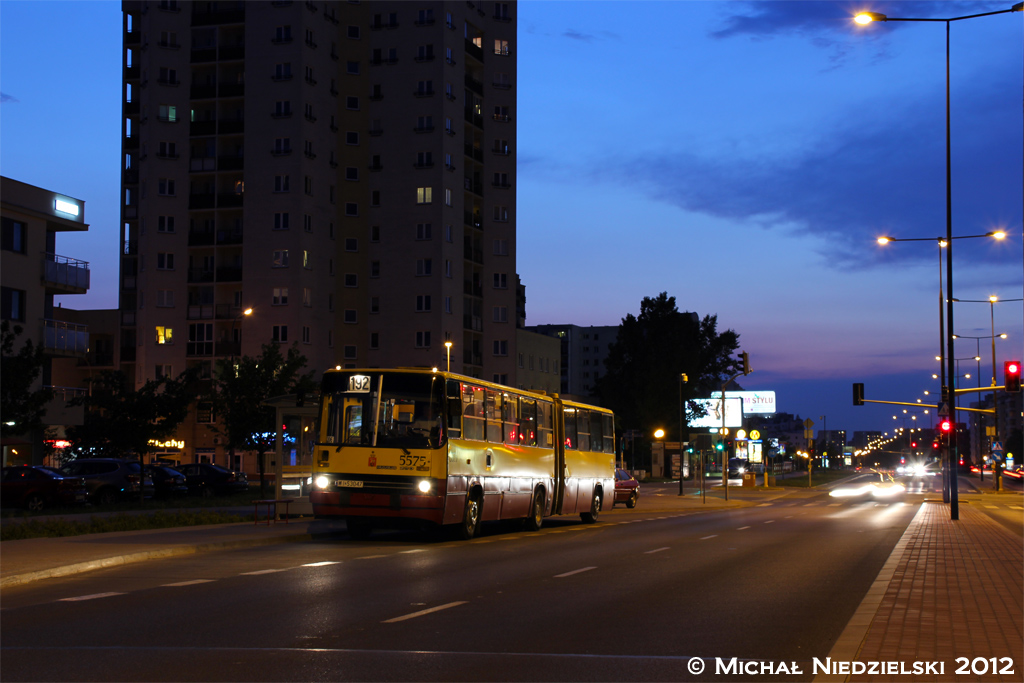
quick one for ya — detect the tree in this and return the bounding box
[66,369,199,463]
[210,343,317,497]
[595,292,742,460]
[1,321,53,440]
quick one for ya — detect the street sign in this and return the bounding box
[803,418,814,429]
[937,402,949,418]
[992,442,1003,454]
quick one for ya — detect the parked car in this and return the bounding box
[176,463,249,497]
[60,458,154,505]
[613,468,639,508]
[1,465,88,512]
[144,464,188,499]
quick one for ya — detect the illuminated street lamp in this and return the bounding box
[444,340,453,372]
[858,2,1022,520]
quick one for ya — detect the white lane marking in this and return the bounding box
[700,535,718,540]
[241,569,288,575]
[59,592,124,602]
[357,555,387,560]
[399,549,427,554]
[803,503,817,507]
[785,515,793,518]
[382,601,468,624]
[828,503,841,507]
[874,503,889,507]
[737,526,750,530]
[757,503,772,507]
[985,505,999,509]
[554,566,597,578]
[763,520,775,524]
[163,580,215,587]
[303,561,341,567]
[1012,506,1024,510]
[645,547,670,554]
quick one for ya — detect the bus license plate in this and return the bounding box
[337,480,364,488]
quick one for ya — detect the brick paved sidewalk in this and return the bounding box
[843,502,1023,682]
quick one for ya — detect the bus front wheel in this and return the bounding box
[459,491,482,540]
[580,490,602,524]
[524,489,544,532]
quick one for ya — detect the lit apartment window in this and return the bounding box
[416,187,433,204]
[155,326,173,344]
[157,215,175,232]
[303,250,312,269]
[157,252,175,270]
[416,295,431,312]
[494,39,509,55]
[273,212,289,230]
[416,258,432,276]
[273,250,289,267]
[158,104,177,122]
[272,287,288,305]
[273,325,288,342]
[415,331,431,348]
[494,138,510,154]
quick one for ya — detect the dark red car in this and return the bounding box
[613,468,639,508]
[1,465,88,512]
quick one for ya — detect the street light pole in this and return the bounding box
[857,0,1024,521]
[679,373,687,496]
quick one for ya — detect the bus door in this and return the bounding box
[551,399,565,514]
[560,405,579,514]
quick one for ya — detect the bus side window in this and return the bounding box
[463,384,485,441]
[564,408,578,450]
[603,414,615,454]
[485,388,503,445]
[504,394,519,445]
[590,411,604,453]
[577,409,591,451]
[519,398,537,446]
[537,401,553,447]
[447,397,462,438]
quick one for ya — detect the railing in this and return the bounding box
[43,254,91,290]
[45,385,88,400]
[188,230,215,246]
[464,39,483,62]
[43,319,89,355]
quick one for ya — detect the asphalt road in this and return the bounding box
[0,483,935,682]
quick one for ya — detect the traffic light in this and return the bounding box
[853,383,864,406]
[741,352,751,376]
[940,419,952,433]
[715,440,724,452]
[1005,360,1021,392]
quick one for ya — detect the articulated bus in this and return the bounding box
[309,368,616,539]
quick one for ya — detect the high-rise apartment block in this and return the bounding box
[120,1,519,459]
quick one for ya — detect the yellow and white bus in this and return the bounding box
[310,368,616,539]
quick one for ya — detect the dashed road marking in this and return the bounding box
[764,520,775,524]
[700,535,718,540]
[163,580,215,587]
[555,566,597,578]
[59,592,124,602]
[302,561,341,567]
[645,547,670,554]
[382,601,467,623]
[241,569,288,575]
[737,526,750,530]
[399,549,427,554]
[357,555,387,560]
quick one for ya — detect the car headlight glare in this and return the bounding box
[315,476,330,489]
[417,479,431,493]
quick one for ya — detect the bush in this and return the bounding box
[0,509,249,541]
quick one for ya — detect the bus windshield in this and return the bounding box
[321,372,444,450]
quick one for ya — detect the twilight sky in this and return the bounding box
[1,1,1021,437]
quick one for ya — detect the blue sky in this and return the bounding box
[1,1,1021,436]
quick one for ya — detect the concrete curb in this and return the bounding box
[0,529,346,589]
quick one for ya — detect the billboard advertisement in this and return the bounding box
[710,390,776,415]
[688,397,743,428]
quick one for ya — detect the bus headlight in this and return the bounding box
[315,476,331,489]
[417,479,431,493]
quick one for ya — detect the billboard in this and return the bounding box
[710,390,776,415]
[688,397,743,428]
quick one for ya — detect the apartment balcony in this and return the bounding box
[190,120,216,136]
[190,156,217,172]
[123,240,138,256]
[463,179,483,196]
[120,344,136,361]
[219,45,245,60]
[191,47,217,63]
[188,230,215,246]
[463,246,483,264]
[217,154,244,170]
[218,119,244,135]
[216,266,242,282]
[464,212,482,229]
[43,319,88,357]
[126,100,140,115]
[42,253,91,294]
[216,228,243,245]
[218,83,244,98]
[191,6,245,26]
[189,193,216,210]
[462,282,483,297]
[190,84,218,99]
[126,65,140,80]
[463,109,483,128]
[126,31,141,45]
[123,169,139,185]
[217,192,244,208]
[188,268,216,284]
[464,75,483,95]
[464,39,483,62]
[463,144,483,162]
[186,341,215,356]
[216,340,241,357]
[187,304,216,320]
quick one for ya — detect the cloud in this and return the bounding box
[562,28,620,43]
[1,92,18,104]
[595,67,1021,268]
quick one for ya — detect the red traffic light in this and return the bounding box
[1005,360,1021,392]
[940,420,952,433]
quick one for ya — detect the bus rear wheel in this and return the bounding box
[524,489,544,532]
[458,491,482,540]
[580,490,602,524]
